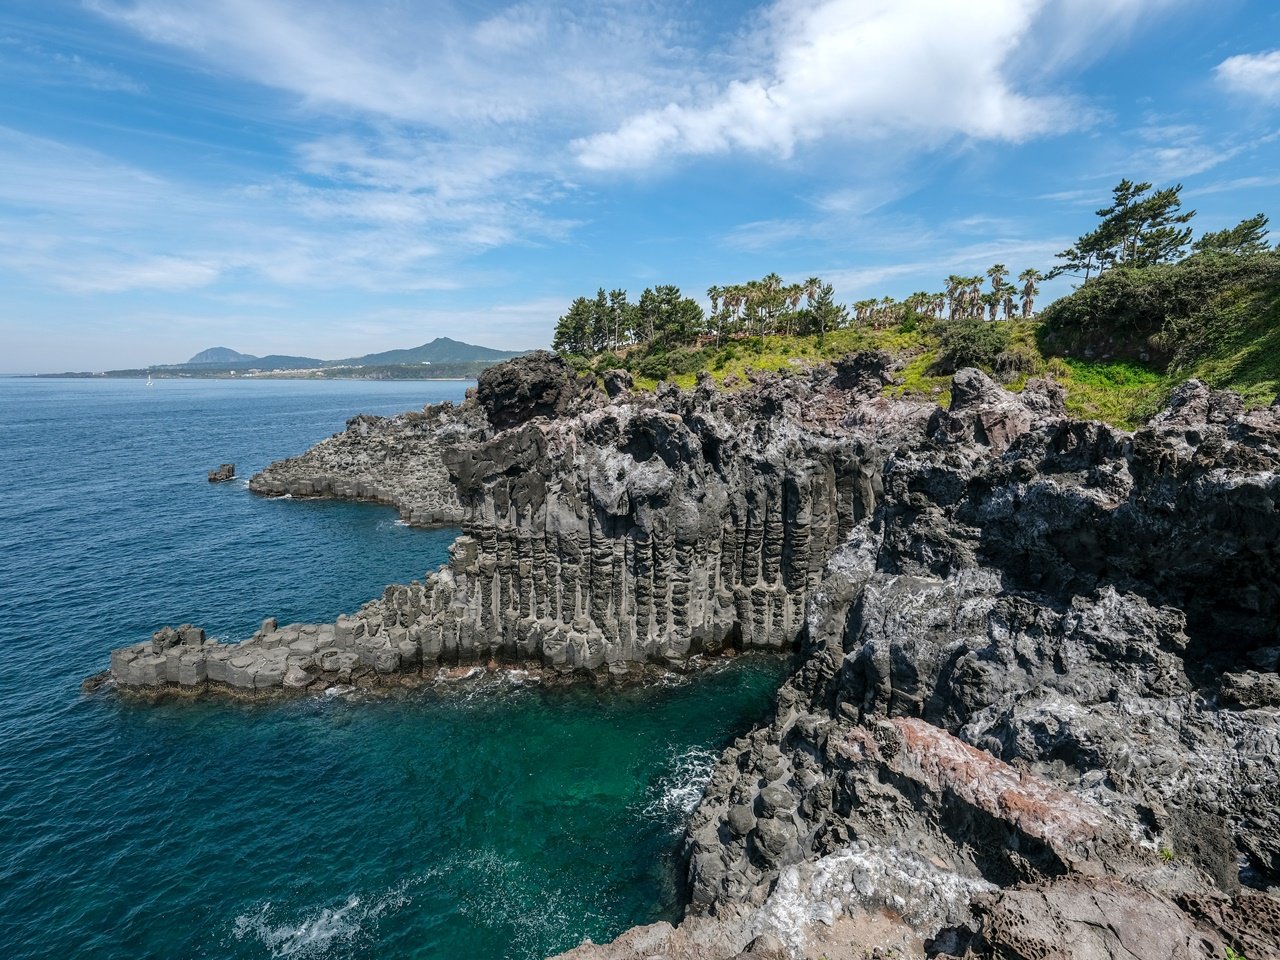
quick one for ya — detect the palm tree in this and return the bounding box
[1018,269,1041,318]
[968,276,985,319]
[707,285,723,345]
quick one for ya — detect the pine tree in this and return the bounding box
[552,297,594,356]
[798,282,848,335]
[1049,179,1197,279]
[1192,213,1272,256]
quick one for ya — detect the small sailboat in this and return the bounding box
[145,371,154,387]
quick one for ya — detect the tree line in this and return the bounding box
[552,177,1274,359]
[552,267,1043,357]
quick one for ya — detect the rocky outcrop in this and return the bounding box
[475,349,595,429]
[207,463,235,483]
[560,374,1280,959]
[247,400,486,526]
[99,355,1280,958]
[108,357,921,693]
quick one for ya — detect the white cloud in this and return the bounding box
[1216,49,1280,102]
[0,124,576,297]
[822,235,1071,300]
[1187,174,1280,196]
[50,52,147,93]
[573,0,1110,171]
[573,0,1207,172]
[0,37,147,94]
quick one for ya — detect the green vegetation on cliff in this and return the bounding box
[1037,251,1280,411]
[554,180,1277,430]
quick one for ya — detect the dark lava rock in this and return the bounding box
[476,350,592,430]
[603,368,633,399]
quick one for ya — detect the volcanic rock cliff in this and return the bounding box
[98,352,1280,958]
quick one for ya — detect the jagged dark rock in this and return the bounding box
[97,354,1280,958]
[207,463,235,482]
[247,400,486,526]
[603,368,634,399]
[475,349,595,430]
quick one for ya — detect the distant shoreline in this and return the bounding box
[12,374,477,382]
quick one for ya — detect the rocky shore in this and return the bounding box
[247,400,486,526]
[95,352,1280,958]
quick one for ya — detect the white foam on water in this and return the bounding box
[231,881,414,958]
[454,849,609,957]
[642,745,719,828]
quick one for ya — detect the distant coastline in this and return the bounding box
[30,371,478,382]
[33,336,528,382]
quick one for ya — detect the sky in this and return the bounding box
[1,0,1278,373]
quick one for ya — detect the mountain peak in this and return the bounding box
[187,347,256,365]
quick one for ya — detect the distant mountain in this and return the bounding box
[171,350,324,371]
[330,337,524,367]
[186,346,255,364]
[39,336,528,379]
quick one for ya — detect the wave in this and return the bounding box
[231,881,414,958]
[641,744,719,830]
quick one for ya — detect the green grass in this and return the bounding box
[623,325,934,391]
[1172,283,1280,407]
[607,320,1179,428]
[1049,357,1169,428]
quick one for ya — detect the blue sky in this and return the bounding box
[1,0,1278,372]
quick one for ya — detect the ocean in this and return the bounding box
[0,377,787,960]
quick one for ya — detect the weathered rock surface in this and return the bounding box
[247,399,486,525]
[207,462,235,483]
[100,355,1280,958]
[111,354,915,693]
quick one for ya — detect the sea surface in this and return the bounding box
[0,378,787,960]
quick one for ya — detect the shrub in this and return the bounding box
[934,319,1012,373]
[1037,251,1280,366]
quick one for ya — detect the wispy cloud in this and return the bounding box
[0,37,146,93]
[87,0,697,128]
[1215,49,1280,102]
[1186,173,1280,197]
[0,121,575,297]
[822,235,1071,300]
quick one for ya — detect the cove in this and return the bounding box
[0,378,786,959]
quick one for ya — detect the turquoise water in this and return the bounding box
[0,378,786,960]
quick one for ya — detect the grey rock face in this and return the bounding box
[207,463,235,483]
[121,358,920,696]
